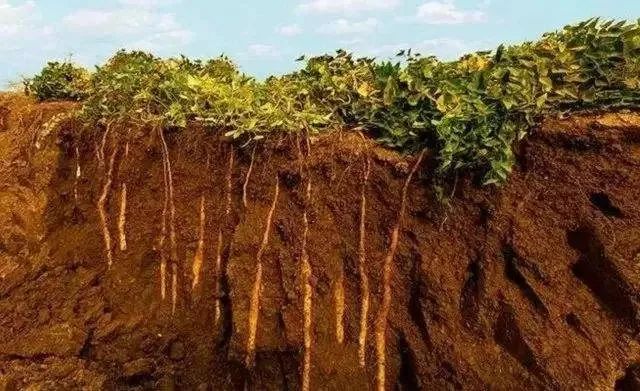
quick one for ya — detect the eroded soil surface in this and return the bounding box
[0,94,639,390]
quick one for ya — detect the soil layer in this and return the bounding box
[0,94,639,390]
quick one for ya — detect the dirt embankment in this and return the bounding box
[0,94,639,390]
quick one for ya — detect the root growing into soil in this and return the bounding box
[335,269,345,344]
[358,150,371,367]
[243,144,256,209]
[117,141,129,252]
[172,263,178,315]
[246,175,279,367]
[191,194,206,291]
[74,146,81,204]
[215,146,234,324]
[158,129,169,301]
[98,123,112,166]
[301,181,313,391]
[298,135,314,391]
[98,143,118,268]
[158,127,178,307]
[374,149,425,391]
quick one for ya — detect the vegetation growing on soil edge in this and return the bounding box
[25,18,640,184]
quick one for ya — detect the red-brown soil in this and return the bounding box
[0,94,639,390]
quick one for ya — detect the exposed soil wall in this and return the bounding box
[0,94,639,390]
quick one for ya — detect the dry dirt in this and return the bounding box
[0,94,639,390]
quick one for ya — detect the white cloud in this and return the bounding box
[299,0,399,14]
[64,9,178,35]
[0,1,53,52]
[415,1,486,24]
[63,5,191,51]
[118,0,180,7]
[278,24,302,36]
[318,18,378,35]
[0,0,37,39]
[247,44,280,57]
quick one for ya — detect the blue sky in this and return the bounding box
[1,0,639,86]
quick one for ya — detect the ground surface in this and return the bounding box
[0,94,639,390]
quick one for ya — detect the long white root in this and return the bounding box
[159,129,168,300]
[243,144,256,209]
[74,146,81,204]
[98,144,118,268]
[335,269,345,344]
[246,175,279,367]
[301,177,313,391]
[159,129,178,314]
[191,194,206,290]
[297,134,315,391]
[118,142,129,252]
[158,127,177,304]
[98,122,112,165]
[358,151,371,367]
[375,149,425,391]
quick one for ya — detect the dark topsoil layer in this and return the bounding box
[0,93,639,390]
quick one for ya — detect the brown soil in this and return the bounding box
[0,94,639,390]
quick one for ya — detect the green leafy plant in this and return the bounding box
[32,18,640,184]
[25,61,90,102]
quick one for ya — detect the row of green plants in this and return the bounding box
[25,18,640,184]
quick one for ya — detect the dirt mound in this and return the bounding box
[0,95,639,390]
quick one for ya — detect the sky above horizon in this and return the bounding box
[1,0,639,87]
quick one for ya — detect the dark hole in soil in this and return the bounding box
[477,204,492,228]
[435,362,462,390]
[408,282,432,346]
[254,351,299,391]
[567,227,639,330]
[564,312,596,344]
[124,373,155,388]
[280,170,301,189]
[564,313,581,330]
[460,257,482,328]
[78,329,93,359]
[589,192,623,218]
[71,206,85,225]
[615,363,640,391]
[494,307,538,372]
[408,253,432,347]
[493,305,555,387]
[502,245,549,317]
[396,334,420,391]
